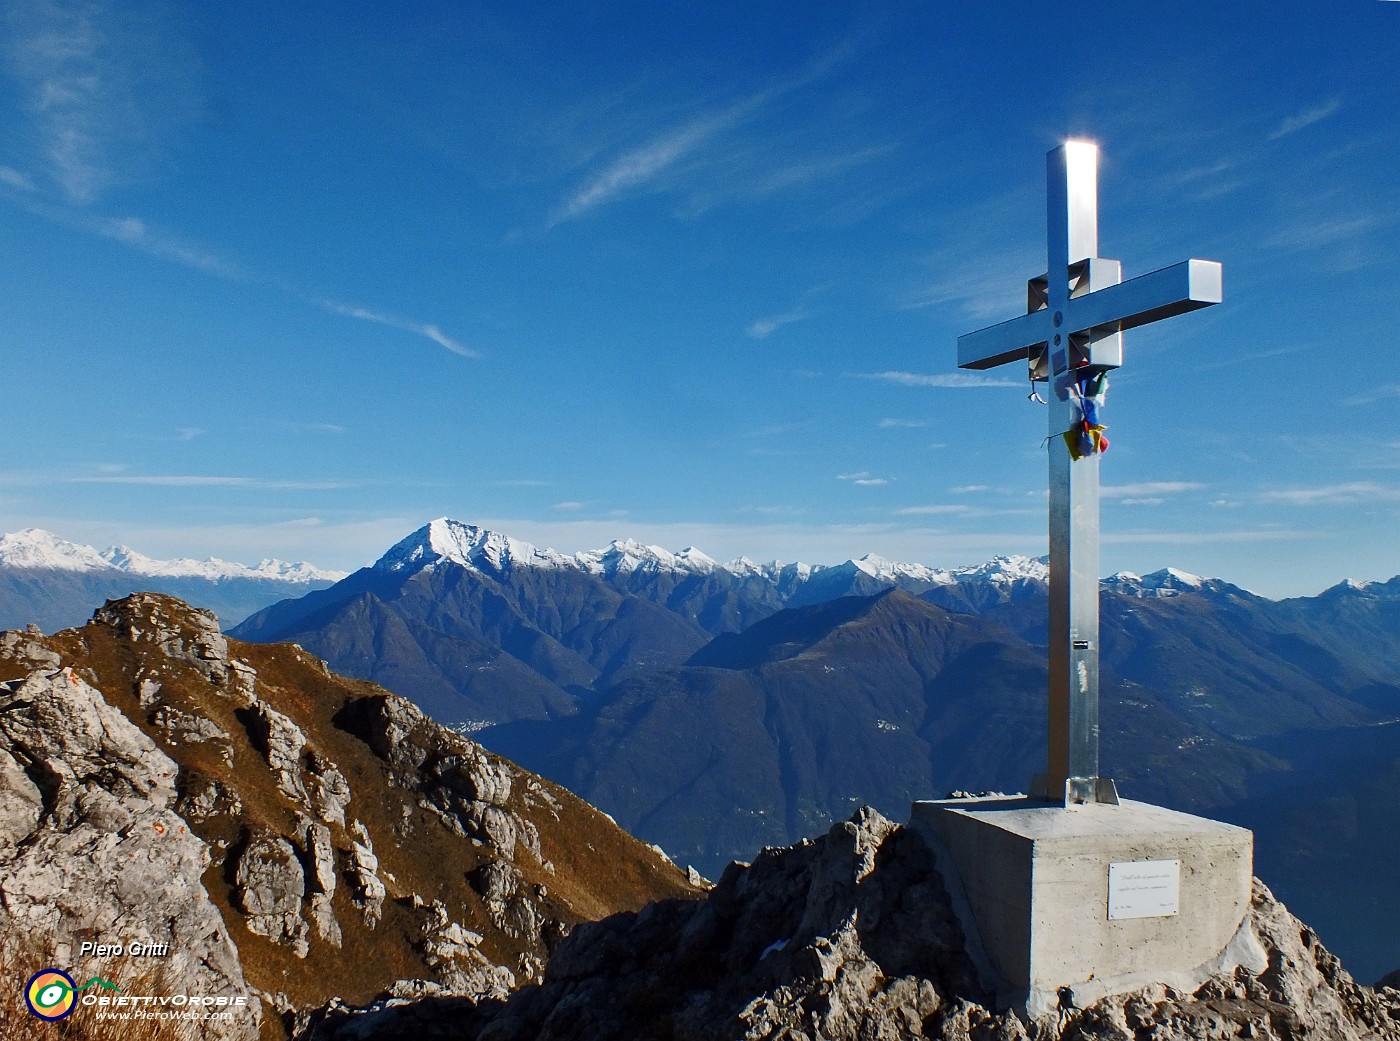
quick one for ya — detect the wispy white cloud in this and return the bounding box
[1345,383,1400,406]
[0,166,36,192]
[837,471,891,486]
[1260,482,1400,506]
[174,427,203,442]
[733,504,806,517]
[552,501,585,511]
[898,186,1041,322]
[5,0,200,203]
[1267,215,1379,256]
[94,214,245,279]
[0,470,362,491]
[747,305,812,340]
[10,176,470,363]
[898,246,1039,321]
[1269,98,1342,141]
[8,0,113,201]
[1119,498,1165,507]
[551,108,741,225]
[856,370,1020,389]
[895,504,970,516]
[548,46,868,228]
[749,146,893,198]
[318,300,481,359]
[952,485,989,494]
[288,422,347,435]
[79,474,250,487]
[1193,343,1308,373]
[1170,159,1236,185]
[1101,481,1204,499]
[1103,529,1313,546]
[73,475,358,490]
[745,420,815,438]
[6,197,247,279]
[878,418,925,429]
[748,286,827,340]
[4,10,467,365]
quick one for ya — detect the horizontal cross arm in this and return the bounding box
[957,309,1050,370]
[1066,259,1221,337]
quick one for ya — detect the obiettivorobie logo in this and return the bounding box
[24,969,120,1021]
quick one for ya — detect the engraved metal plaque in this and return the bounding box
[1107,859,1180,920]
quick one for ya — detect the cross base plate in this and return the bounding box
[1030,773,1120,806]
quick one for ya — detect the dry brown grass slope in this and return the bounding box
[0,593,702,1040]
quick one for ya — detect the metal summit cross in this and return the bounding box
[958,140,1221,806]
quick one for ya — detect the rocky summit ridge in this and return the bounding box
[0,593,698,1039]
[299,808,1400,1041]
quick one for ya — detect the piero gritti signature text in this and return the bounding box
[78,940,172,958]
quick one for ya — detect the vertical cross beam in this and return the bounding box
[1045,143,1106,806]
[955,141,1222,807]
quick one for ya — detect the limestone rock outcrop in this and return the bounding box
[0,667,259,1040]
[235,832,311,956]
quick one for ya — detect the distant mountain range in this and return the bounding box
[6,516,1393,980]
[226,517,1400,981]
[0,528,346,630]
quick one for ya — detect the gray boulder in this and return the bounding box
[0,667,259,1039]
[234,832,310,957]
[308,750,352,826]
[245,699,310,804]
[347,820,388,927]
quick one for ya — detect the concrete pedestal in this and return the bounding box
[909,796,1265,1017]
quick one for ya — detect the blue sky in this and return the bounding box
[0,0,1396,597]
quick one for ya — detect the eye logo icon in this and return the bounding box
[25,969,77,1020]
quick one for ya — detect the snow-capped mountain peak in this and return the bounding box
[1316,575,1400,601]
[1159,566,1204,587]
[0,528,116,572]
[953,555,1050,586]
[723,556,766,577]
[674,547,719,573]
[575,538,688,577]
[851,553,890,578]
[376,518,569,575]
[851,553,952,585]
[1104,566,1230,598]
